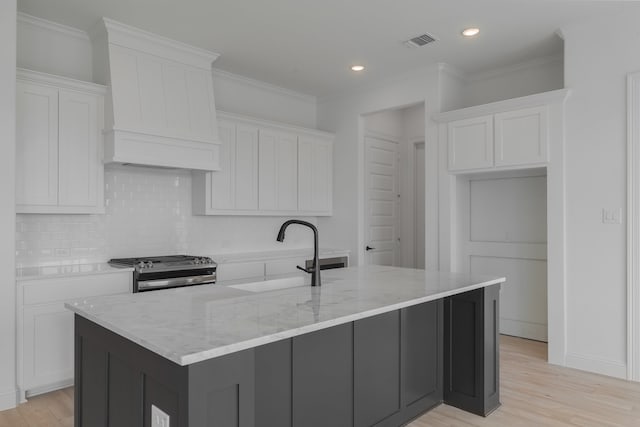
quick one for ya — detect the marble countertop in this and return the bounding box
[66,265,505,366]
[16,263,134,281]
[17,248,350,281]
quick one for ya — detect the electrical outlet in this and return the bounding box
[151,404,170,427]
[602,208,622,224]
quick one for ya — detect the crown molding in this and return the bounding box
[17,67,107,95]
[438,62,469,82]
[466,53,564,83]
[217,110,333,139]
[432,88,570,122]
[17,12,89,41]
[212,68,316,104]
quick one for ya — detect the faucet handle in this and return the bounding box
[296,265,312,274]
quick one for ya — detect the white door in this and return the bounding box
[414,142,425,269]
[458,172,548,341]
[365,135,399,266]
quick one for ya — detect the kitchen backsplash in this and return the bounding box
[16,165,314,267]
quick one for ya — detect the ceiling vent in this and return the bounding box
[405,33,437,48]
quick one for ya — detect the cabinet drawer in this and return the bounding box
[22,273,132,305]
[217,262,265,281]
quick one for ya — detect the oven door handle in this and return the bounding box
[137,274,217,291]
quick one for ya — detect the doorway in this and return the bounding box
[456,169,548,341]
[362,104,426,268]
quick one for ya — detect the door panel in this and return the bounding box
[58,90,98,207]
[235,125,259,210]
[460,173,547,341]
[16,82,59,207]
[365,136,399,266]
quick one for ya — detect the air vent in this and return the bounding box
[405,33,437,48]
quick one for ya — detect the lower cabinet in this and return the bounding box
[354,311,401,427]
[444,285,500,416]
[18,271,132,399]
[293,324,353,427]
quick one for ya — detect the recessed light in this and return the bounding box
[351,65,365,72]
[462,28,480,37]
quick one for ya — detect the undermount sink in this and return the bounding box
[228,276,306,293]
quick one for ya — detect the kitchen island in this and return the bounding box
[67,265,505,427]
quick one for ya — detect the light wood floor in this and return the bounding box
[2,336,640,426]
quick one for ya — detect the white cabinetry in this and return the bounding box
[438,94,556,173]
[16,69,106,214]
[259,129,298,211]
[298,136,333,214]
[494,106,547,167]
[17,270,132,398]
[448,115,493,171]
[193,112,334,216]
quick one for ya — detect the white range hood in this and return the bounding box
[90,18,221,171]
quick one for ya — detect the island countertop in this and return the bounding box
[65,265,505,366]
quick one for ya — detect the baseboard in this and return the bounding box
[565,352,627,379]
[0,387,18,411]
[500,318,547,342]
[25,379,74,399]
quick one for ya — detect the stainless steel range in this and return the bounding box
[109,255,217,292]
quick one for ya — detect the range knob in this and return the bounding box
[137,261,146,269]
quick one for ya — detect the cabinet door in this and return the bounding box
[210,119,236,210]
[292,323,352,427]
[22,303,74,390]
[354,311,401,427]
[448,115,493,171]
[298,136,332,214]
[235,124,259,210]
[495,106,548,167]
[58,90,100,208]
[444,285,500,416]
[402,301,442,414]
[258,129,298,211]
[16,82,59,208]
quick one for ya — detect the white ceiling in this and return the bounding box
[16,0,640,97]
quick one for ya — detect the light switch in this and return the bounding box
[602,208,622,224]
[151,404,170,427]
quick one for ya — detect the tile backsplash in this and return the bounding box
[16,165,315,267]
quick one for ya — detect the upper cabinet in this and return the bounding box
[193,112,334,216]
[16,69,106,214]
[90,18,222,171]
[447,115,494,171]
[494,106,547,167]
[436,90,567,174]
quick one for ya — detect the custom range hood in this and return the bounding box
[90,18,221,171]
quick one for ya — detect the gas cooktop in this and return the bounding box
[109,255,216,271]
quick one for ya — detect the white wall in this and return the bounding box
[0,0,17,411]
[461,55,564,109]
[317,65,441,268]
[560,12,640,378]
[213,69,316,128]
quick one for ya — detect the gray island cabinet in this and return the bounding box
[67,266,504,427]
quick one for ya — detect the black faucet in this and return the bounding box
[276,220,321,287]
